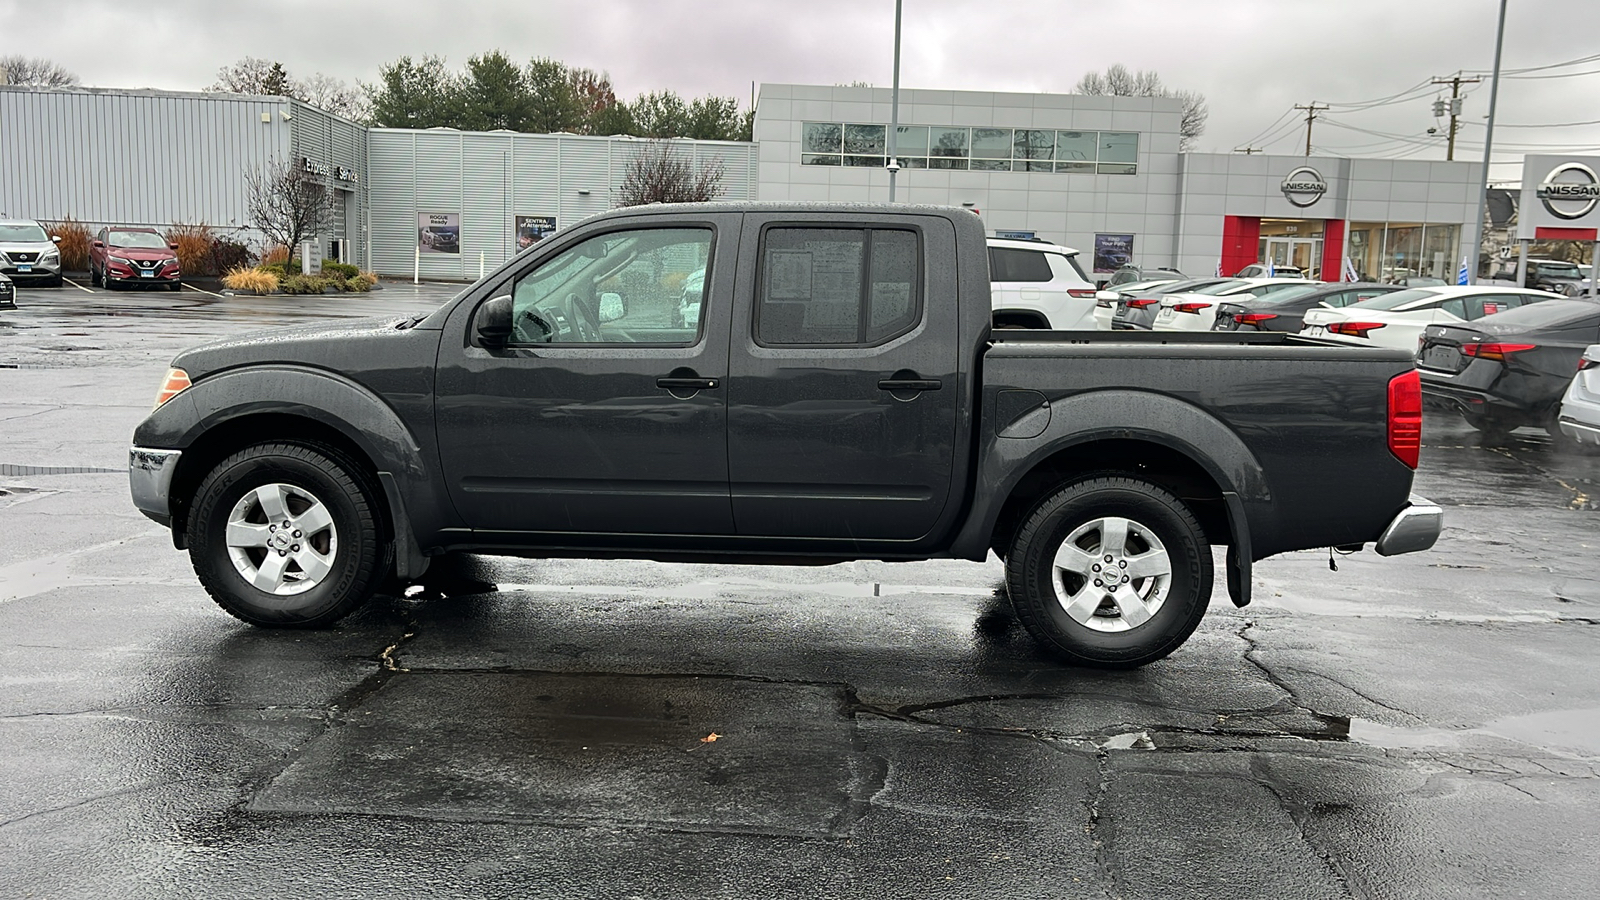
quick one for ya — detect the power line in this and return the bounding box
[1431,74,1480,160]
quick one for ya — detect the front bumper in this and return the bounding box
[129,447,182,526]
[1374,494,1444,556]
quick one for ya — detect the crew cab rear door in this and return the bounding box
[726,212,961,542]
[434,212,739,536]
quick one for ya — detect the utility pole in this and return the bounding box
[1431,73,1481,161]
[1293,103,1328,156]
[1468,0,1509,286]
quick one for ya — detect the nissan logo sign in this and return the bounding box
[1536,162,1600,220]
[1281,166,1327,208]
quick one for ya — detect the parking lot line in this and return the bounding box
[61,277,95,294]
[181,284,223,298]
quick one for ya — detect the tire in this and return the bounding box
[186,442,388,627]
[1005,476,1212,668]
[90,266,101,288]
[168,281,182,292]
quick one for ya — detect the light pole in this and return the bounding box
[1468,0,1508,285]
[887,0,903,202]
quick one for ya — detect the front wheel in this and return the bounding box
[186,442,388,627]
[1005,476,1212,668]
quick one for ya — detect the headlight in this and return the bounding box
[109,255,135,268]
[43,250,60,263]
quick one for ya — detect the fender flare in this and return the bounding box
[952,389,1273,605]
[136,365,450,577]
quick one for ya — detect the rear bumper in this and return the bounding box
[1374,494,1443,556]
[129,447,182,526]
[1559,416,1600,446]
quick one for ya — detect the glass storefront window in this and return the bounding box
[1055,131,1096,172]
[1422,225,1460,281]
[1098,132,1139,175]
[892,125,929,158]
[971,128,1011,159]
[803,123,842,154]
[843,124,886,155]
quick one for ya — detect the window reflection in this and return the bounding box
[799,122,1140,174]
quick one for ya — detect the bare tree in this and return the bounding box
[209,57,293,95]
[1075,64,1209,151]
[297,72,369,121]
[0,56,79,87]
[245,159,331,260]
[615,141,725,207]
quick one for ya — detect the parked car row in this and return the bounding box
[0,217,186,294]
[983,249,1599,449]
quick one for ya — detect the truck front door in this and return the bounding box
[726,213,961,543]
[435,215,737,536]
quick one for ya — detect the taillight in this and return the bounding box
[1127,298,1160,309]
[1388,370,1422,469]
[1580,356,1599,371]
[1173,303,1209,314]
[154,368,191,409]
[1096,297,1115,307]
[1330,321,1387,337]
[1068,289,1098,299]
[1460,342,1536,362]
[1234,313,1279,325]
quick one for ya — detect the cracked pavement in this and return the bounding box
[2,285,1599,898]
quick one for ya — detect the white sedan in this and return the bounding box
[1152,278,1319,332]
[1300,285,1565,352]
[1558,344,1600,448]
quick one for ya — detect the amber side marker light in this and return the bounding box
[154,368,191,409]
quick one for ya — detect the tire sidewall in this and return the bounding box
[1009,478,1211,667]
[189,446,376,626]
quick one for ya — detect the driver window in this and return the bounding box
[509,227,712,345]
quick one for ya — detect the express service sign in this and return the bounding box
[1519,154,1600,238]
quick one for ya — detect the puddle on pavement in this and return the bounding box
[1346,708,1600,758]
[251,672,876,837]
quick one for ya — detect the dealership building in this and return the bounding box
[0,83,1504,282]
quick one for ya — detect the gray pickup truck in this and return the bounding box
[129,202,1441,668]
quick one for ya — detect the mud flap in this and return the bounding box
[378,472,431,581]
[1222,491,1252,608]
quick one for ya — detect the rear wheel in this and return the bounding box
[1005,476,1212,668]
[186,442,388,627]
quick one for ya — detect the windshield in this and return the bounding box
[1188,280,1254,296]
[0,224,50,242]
[1349,287,1446,310]
[110,230,170,249]
[1538,261,1582,277]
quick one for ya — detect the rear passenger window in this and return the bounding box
[989,248,1053,282]
[757,227,921,347]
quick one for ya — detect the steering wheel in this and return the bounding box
[513,308,555,344]
[566,292,601,342]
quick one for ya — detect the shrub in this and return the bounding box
[321,260,359,280]
[258,260,291,279]
[165,222,217,276]
[357,270,379,287]
[279,274,326,294]
[210,237,254,273]
[261,245,290,265]
[344,275,371,293]
[45,217,92,271]
[221,266,279,294]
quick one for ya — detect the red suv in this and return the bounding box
[90,227,181,291]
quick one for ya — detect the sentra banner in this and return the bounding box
[1519,154,1600,239]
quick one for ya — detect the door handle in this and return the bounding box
[878,378,942,392]
[656,376,719,391]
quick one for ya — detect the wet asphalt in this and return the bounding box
[1,281,1598,899]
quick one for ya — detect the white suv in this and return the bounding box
[988,237,1098,330]
[0,219,64,287]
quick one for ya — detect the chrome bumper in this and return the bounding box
[1374,494,1443,557]
[129,447,182,526]
[1559,416,1600,446]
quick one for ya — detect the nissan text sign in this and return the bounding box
[1519,154,1600,239]
[1281,166,1328,208]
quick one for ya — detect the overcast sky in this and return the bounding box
[6,0,1598,183]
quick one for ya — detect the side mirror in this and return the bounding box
[51,235,61,243]
[598,292,625,323]
[168,243,180,251]
[476,295,513,350]
[92,240,104,249]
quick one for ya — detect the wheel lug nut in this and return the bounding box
[1119,560,1127,568]
[277,549,287,557]
[283,521,291,528]
[1104,555,1113,563]
[293,530,301,538]
[269,525,277,532]
[292,544,300,552]
[1122,575,1129,583]
[1092,564,1101,571]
